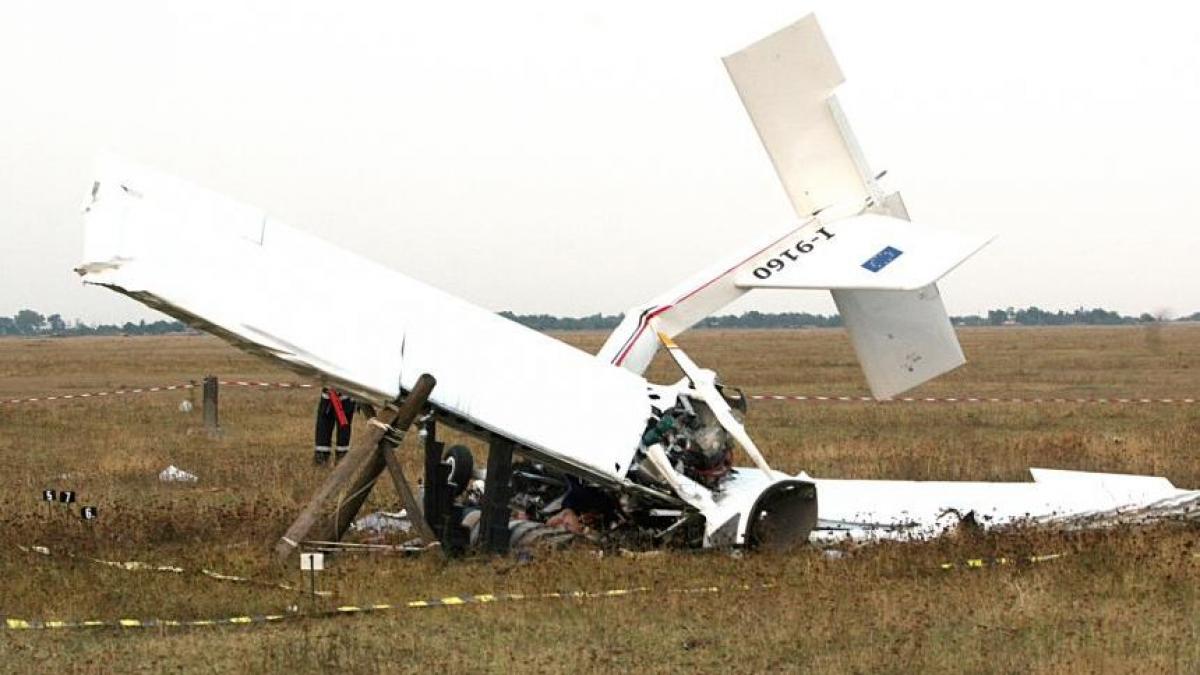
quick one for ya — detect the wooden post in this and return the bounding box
[422,418,446,539]
[202,375,220,436]
[326,448,388,542]
[381,444,438,545]
[481,435,515,554]
[274,374,436,561]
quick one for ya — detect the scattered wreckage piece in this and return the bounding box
[809,468,1200,543]
[158,465,198,483]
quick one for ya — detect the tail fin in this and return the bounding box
[598,15,990,399]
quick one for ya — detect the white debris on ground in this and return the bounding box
[178,400,193,413]
[352,510,413,533]
[158,465,198,482]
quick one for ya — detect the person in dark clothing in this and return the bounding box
[314,387,356,465]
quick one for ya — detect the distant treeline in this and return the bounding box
[953,307,1200,327]
[500,307,1200,331]
[496,310,844,331]
[2,306,1196,337]
[494,311,842,331]
[0,310,188,336]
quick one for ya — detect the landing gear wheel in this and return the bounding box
[745,480,818,551]
[442,444,474,497]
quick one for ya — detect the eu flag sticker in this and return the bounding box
[862,246,903,272]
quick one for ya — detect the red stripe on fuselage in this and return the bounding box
[612,223,807,366]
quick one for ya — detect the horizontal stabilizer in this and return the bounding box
[734,213,991,292]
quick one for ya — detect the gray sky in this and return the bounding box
[1,0,1197,324]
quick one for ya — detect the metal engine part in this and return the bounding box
[641,395,735,489]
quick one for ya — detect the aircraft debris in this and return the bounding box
[75,14,1200,555]
[352,510,414,534]
[158,465,198,483]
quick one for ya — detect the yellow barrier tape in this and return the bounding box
[939,553,1066,570]
[19,544,331,597]
[2,582,780,631]
[5,614,291,630]
[4,549,1076,631]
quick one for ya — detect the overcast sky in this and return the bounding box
[1,0,1197,324]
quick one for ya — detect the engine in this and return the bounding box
[640,393,736,490]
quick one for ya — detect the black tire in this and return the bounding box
[442,444,474,497]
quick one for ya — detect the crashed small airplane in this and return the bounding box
[77,15,1199,551]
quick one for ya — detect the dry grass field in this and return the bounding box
[0,325,1198,673]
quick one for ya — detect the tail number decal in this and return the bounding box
[752,227,835,280]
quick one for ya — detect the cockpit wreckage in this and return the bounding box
[78,16,1200,556]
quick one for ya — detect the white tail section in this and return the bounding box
[601,14,988,399]
[722,15,985,398]
[595,207,986,385]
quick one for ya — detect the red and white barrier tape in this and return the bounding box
[748,394,1196,404]
[1,381,314,406]
[3,383,198,406]
[2,382,1193,407]
[218,381,316,390]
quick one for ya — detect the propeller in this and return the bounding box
[652,324,775,477]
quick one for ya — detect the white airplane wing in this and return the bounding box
[78,156,653,484]
[811,468,1196,542]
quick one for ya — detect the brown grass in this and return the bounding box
[0,325,1198,673]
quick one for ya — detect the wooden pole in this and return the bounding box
[274,374,436,561]
[422,419,446,538]
[202,375,220,436]
[481,435,515,554]
[326,449,388,542]
[381,444,439,545]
